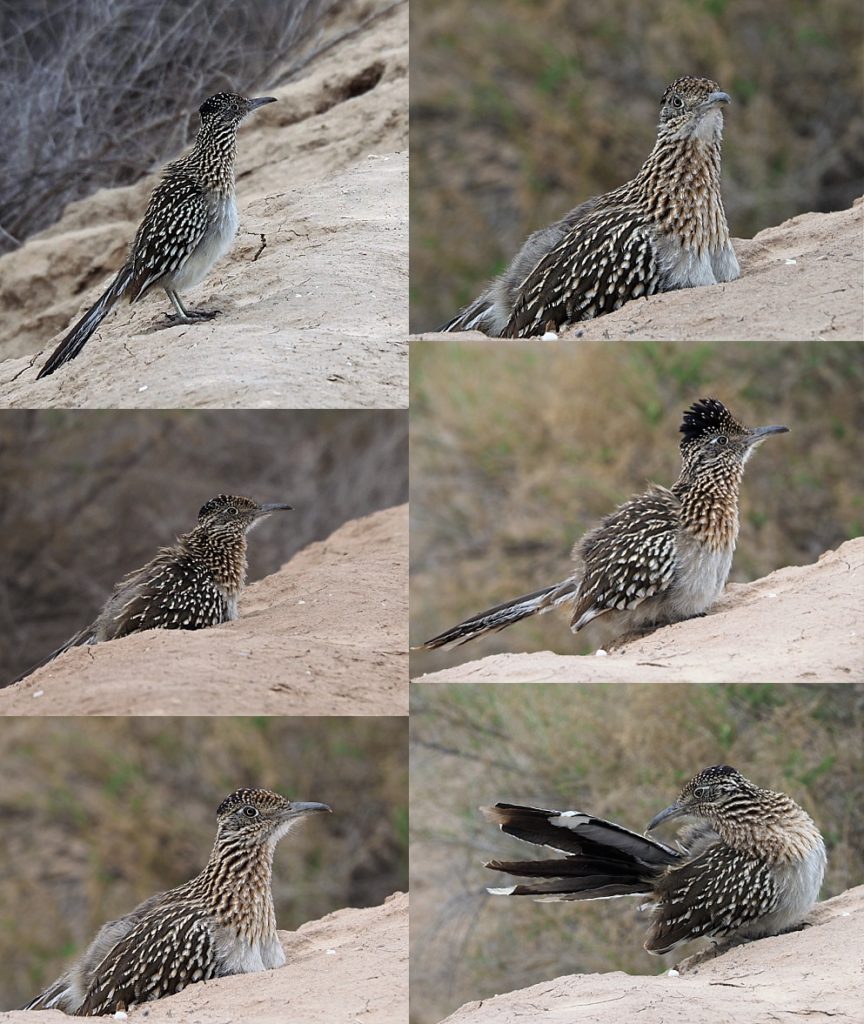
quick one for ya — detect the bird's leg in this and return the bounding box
[164,288,221,324]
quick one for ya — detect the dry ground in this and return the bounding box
[2,505,408,715]
[415,536,863,684]
[0,0,407,408]
[0,892,408,1024]
[437,886,862,1024]
[413,199,863,341]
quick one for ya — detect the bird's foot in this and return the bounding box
[163,308,221,325]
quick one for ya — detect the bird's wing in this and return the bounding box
[78,903,217,1015]
[128,175,211,300]
[570,486,680,631]
[645,843,780,954]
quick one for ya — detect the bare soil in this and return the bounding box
[436,886,862,1024]
[0,892,408,1024]
[0,0,408,408]
[412,198,863,341]
[1,505,408,715]
[415,537,863,684]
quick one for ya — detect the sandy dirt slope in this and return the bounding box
[438,886,862,1024]
[415,537,863,684]
[413,198,863,341]
[0,1,407,408]
[0,892,408,1024]
[1,505,407,716]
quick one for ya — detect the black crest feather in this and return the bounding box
[679,398,737,442]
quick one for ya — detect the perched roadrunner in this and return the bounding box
[441,76,739,337]
[421,399,787,652]
[24,789,331,1015]
[37,92,275,378]
[483,765,826,954]
[17,495,292,680]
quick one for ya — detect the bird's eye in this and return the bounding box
[693,786,708,799]
[242,806,259,817]
[226,507,238,516]
[672,95,684,108]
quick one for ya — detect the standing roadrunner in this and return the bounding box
[16,494,292,681]
[37,92,275,379]
[483,765,826,954]
[441,76,739,337]
[24,788,332,1015]
[421,399,788,652]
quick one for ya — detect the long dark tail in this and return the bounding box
[482,803,679,900]
[438,293,495,333]
[421,579,577,650]
[21,976,71,1011]
[9,624,96,685]
[37,264,133,378]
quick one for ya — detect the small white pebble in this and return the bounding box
[766,591,777,599]
[666,969,679,978]
[137,385,148,392]
[297,599,306,605]
[113,1013,128,1021]
[784,258,797,265]
[541,331,559,340]
[325,949,337,955]
[33,690,44,698]
[594,649,608,657]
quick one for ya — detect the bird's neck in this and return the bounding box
[632,131,730,255]
[182,529,248,592]
[672,461,743,552]
[710,793,825,864]
[186,122,239,194]
[198,838,278,941]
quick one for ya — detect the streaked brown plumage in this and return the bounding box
[38,93,276,378]
[24,788,331,1015]
[16,494,292,682]
[441,76,739,337]
[421,399,787,652]
[483,765,826,955]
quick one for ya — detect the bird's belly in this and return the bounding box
[667,540,733,618]
[215,931,285,975]
[740,842,827,938]
[170,194,238,291]
[655,233,719,289]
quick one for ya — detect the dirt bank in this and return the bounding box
[437,886,862,1024]
[2,505,408,715]
[415,536,863,684]
[413,198,863,342]
[0,892,408,1024]
[0,0,407,408]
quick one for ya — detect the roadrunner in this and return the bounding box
[37,92,275,378]
[484,766,826,954]
[16,494,292,681]
[24,788,331,1015]
[421,399,788,652]
[441,76,739,337]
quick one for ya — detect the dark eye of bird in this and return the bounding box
[672,95,684,108]
[716,436,727,445]
[226,507,238,516]
[243,806,258,817]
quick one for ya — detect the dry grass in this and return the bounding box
[409,0,864,330]
[0,0,344,253]
[0,715,407,1011]
[409,683,864,1024]
[409,341,864,675]
[0,409,407,683]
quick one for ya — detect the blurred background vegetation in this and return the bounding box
[0,715,407,1011]
[0,409,407,684]
[410,0,864,330]
[0,0,394,253]
[409,683,864,1024]
[410,341,863,675]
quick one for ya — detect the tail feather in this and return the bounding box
[9,624,97,685]
[21,975,72,1011]
[438,294,495,333]
[421,580,576,650]
[483,802,679,902]
[37,264,133,378]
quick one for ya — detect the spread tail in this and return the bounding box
[37,264,133,378]
[482,802,678,900]
[420,579,576,650]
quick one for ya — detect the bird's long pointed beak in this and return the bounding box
[703,90,731,108]
[249,96,277,111]
[746,424,789,446]
[288,801,332,817]
[646,802,685,833]
[258,502,294,515]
